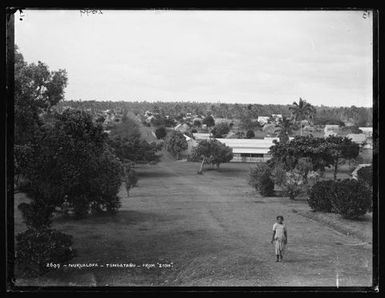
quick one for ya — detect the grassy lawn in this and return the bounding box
[13,161,372,287]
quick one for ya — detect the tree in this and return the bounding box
[269,136,332,173]
[357,165,372,187]
[289,98,316,136]
[20,110,125,218]
[246,130,255,139]
[325,135,360,180]
[248,163,274,196]
[108,136,162,164]
[271,161,318,200]
[202,115,215,128]
[274,117,295,144]
[165,131,188,160]
[212,123,230,138]
[191,139,233,169]
[240,116,262,131]
[109,115,141,140]
[193,119,202,127]
[155,126,167,139]
[15,46,68,145]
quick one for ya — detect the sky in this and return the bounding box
[15,10,373,107]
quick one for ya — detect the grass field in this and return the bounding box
[14,160,372,287]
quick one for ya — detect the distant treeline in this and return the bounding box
[55,100,373,127]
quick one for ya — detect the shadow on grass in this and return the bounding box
[53,210,176,226]
[136,170,179,178]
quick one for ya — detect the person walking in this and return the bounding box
[271,216,288,262]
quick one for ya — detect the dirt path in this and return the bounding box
[15,161,372,287]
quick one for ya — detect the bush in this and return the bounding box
[284,171,304,200]
[357,165,372,187]
[155,126,167,139]
[330,179,372,219]
[246,130,255,139]
[259,171,275,196]
[16,228,75,276]
[249,163,274,196]
[308,180,336,212]
[18,200,55,229]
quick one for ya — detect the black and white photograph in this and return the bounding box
[6,7,378,290]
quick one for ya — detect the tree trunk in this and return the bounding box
[198,158,205,174]
[300,123,303,136]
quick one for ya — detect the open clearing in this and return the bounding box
[14,161,372,287]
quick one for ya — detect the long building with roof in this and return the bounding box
[216,138,280,162]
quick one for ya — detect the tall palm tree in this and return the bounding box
[274,117,295,144]
[289,97,316,136]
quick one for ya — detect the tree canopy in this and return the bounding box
[289,98,316,136]
[165,131,188,159]
[202,115,215,128]
[212,122,230,138]
[268,135,359,180]
[15,46,68,145]
[192,139,233,168]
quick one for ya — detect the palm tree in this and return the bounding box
[274,117,295,144]
[289,97,316,136]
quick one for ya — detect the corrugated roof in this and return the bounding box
[193,133,211,139]
[346,133,367,144]
[216,138,276,148]
[233,148,270,154]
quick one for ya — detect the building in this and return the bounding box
[174,123,190,133]
[193,133,212,141]
[359,127,372,138]
[216,138,277,162]
[271,114,283,123]
[324,124,339,137]
[257,116,270,126]
[346,133,367,146]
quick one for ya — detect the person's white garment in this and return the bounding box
[273,223,286,240]
[272,223,287,256]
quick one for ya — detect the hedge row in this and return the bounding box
[308,179,372,219]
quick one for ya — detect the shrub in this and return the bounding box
[308,180,336,212]
[18,200,55,229]
[212,123,230,138]
[16,228,75,276]
[330,179,372,219]
[259,171,275,196]
[284,171,304,200]
[155,126,167,139]
[249,163,274,196]
[357,165,372,187]
[246,130,255,139]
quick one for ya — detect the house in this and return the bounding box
[174,123,190,133]
[257,116,270,126]
[359,127,372,138]
[193,133,212,141]
[346,133,367,146]
[324,125,339,137]
[216,138,277,162]
[271,114,283,123]
[144,111,153,117]
[145,115,156,124]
